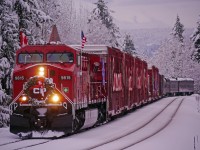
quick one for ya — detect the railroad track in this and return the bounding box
[0,138,52,150]
[84,97,184,150]
[0,139,23,147]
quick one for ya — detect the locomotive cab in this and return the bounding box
[10,44,78,138]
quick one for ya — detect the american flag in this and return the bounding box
[81,31,87,48]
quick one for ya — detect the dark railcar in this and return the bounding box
[177,78,194,95]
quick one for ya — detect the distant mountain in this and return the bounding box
[122,28,194,57]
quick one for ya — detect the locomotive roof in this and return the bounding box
[177,78,194,81]
[168,78,194,81]
[17,44,77,54]
[70,45,110,55]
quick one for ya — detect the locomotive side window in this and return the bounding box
[18,53,43,64]
[47,53,74,63]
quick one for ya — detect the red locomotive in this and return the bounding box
[9,30,194,138]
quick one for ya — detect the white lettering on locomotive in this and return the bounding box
[33,88,46,96]
[14,76,24,80]
[61,76,71,80]
[113,73,122,91]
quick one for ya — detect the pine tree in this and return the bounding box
[87,0,120,47]
[0,0,14,127]
[0,0,19,98]
[14,0,52,44]
[0,0,55,127]
[0,0,52,94]
[191,15,200,63]
[170,15,185,78]
[37,0,61,43]
[123,34,136,55]
[151,31,185,78]
[57,0,81,44]
[87,16,113,45]
[0,0,19,65]
[171,15,184,43]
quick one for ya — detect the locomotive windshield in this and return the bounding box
[18,53,43,64]
[47,52,74,63]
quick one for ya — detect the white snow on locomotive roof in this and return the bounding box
[168,78,194,81]
[169,78,177,81]
[177,78,194,81]
[49,41,62,45]
[70,45,109,55]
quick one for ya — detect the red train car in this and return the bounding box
[73,45,126,116]
[124,53,135,110]
[72,45,149,115]
[9,43,157,138]
[148,66,160,100]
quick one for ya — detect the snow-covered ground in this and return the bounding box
[0,95,200,150]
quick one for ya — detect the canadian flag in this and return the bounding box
[20,31,28,47]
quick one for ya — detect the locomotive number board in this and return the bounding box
[60,75,72,80]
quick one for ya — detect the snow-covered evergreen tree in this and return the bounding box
[0,57,11,127]
[170,15,185,78]
[0,0,53,127]
[191,15,200,63]
[57,0,84,44]
[0,0,19,65]
[171,15,184,43]
[37,0,61,43]
[14,0,52,44]
[87,0,120,47]
[0,0,52,95]
[150,39,174,78]
[123,34,136,55]
[0,0,19,98]
[0,1,16,127]
[87,16,113,45]
[151,16,185,78]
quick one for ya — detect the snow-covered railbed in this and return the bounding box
[23,97,181,150]
[0,95,199,150]
[0,138,51,150]
[89,97,184,150]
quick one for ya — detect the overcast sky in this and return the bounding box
[82,0,200,29]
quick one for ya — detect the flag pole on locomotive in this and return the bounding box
[80,31,87,103]
[81,30,87,76]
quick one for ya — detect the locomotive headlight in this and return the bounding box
[39,67,44,72]
[20,95,28,102]
[38,67,45,76]
[22,96,27,101]
[52,94,60,103]
[39,71,44,76]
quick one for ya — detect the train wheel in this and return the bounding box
[97,104,106,124]
[73,119,80,132]
[73,111,85,132]
[19,132,32,139]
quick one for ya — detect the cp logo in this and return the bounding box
[33,88,46,96]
